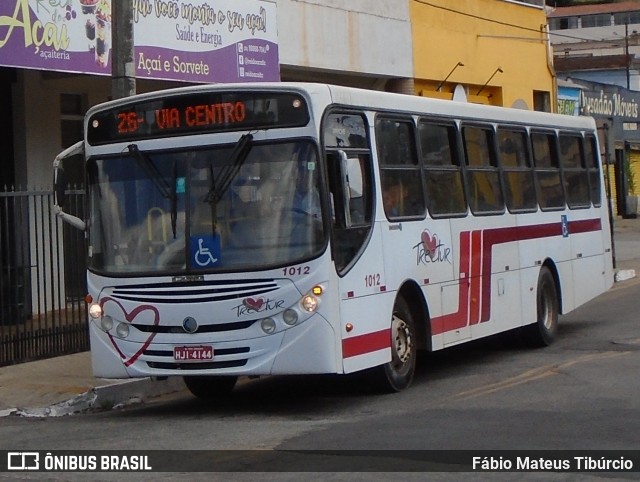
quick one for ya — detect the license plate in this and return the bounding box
[173,345,213,361]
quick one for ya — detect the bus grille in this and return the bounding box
[144,347,250,371]
[132,320,257,334]
[109,278,278,304]
[146,360,248,370]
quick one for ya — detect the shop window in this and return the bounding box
[533,91,551,113]
[581,14,611,28]
[614,12,640,26]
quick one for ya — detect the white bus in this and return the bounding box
[53,83,614,398]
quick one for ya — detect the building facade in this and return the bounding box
[411,0,552,110]
[0,0,555,192]
[548,1,640,216]
[1,0,415,191]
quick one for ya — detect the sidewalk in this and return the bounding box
[1,216,639,417]
[0,352,185,417]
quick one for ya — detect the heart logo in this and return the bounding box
[421,230,439,261]
[100,297,160,368]
[243,297,265,311]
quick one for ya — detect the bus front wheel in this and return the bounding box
[524,266,559,347]
[367,296,417,393]
[183,375,237,401]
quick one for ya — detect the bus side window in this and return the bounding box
[585,135,602,207]
[418,120,467,217]
[462,125,504,215]
[497,127,537,212]
[532,131,565,210]
[559,133,590,209]
[376,117,425,219]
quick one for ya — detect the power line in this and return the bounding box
[414,0,615,43]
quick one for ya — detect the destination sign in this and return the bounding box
[87,91,309,144]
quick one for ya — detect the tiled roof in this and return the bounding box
[554,53,633,71]
[548,1,640,18]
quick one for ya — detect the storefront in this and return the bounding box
[576,80,640,217]
[0,0,415,187]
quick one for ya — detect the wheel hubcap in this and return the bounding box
[391,314,412,367]
[540,285,553,330]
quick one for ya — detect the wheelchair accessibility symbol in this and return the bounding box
[190,235,221,268]
[561,215,569,238]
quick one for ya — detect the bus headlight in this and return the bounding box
[100,315,114,332]
[115,322,130,338]
[301,294,318,313]
[261,317,276,334]
[282,309,299,326]
[89,303,103,319]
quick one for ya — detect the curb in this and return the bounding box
[4,377,185,418]
[615,269,637,282]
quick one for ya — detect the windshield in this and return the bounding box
[87,139,325,274]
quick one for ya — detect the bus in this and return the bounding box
[52,83,614,398]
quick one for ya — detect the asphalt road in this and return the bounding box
[1,274,639,480]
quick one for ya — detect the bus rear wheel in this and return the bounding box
[524,266,558,347]
[183,375,237,401]
[367,296,416,393]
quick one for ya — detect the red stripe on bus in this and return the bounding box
[469,230,482,325]
[342,328,390,359]
[431,231,471,335]
[480,222,561,323]
[570,218,602,234]
[479,218,602,323]
[430,218,603,334]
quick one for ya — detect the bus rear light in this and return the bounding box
[89,303,103,319]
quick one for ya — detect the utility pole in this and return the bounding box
[112,2,136,99]
[626,22,630,90]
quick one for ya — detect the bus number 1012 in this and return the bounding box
[365,273,381,287]
[283,266,311,276]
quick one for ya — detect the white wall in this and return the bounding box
[276,0,413,78]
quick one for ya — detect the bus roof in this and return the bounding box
[87,81,596,132]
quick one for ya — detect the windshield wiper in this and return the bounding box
[205,133,253,205]
[128,143,177,238]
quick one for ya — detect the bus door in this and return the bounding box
[324,112,387,373]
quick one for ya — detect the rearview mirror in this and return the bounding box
[53,167,67,208]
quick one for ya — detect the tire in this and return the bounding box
[524,266,558,347]
[183,376,237,401]
[367,296,417,393]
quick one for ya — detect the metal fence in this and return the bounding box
[0,186,88,366]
